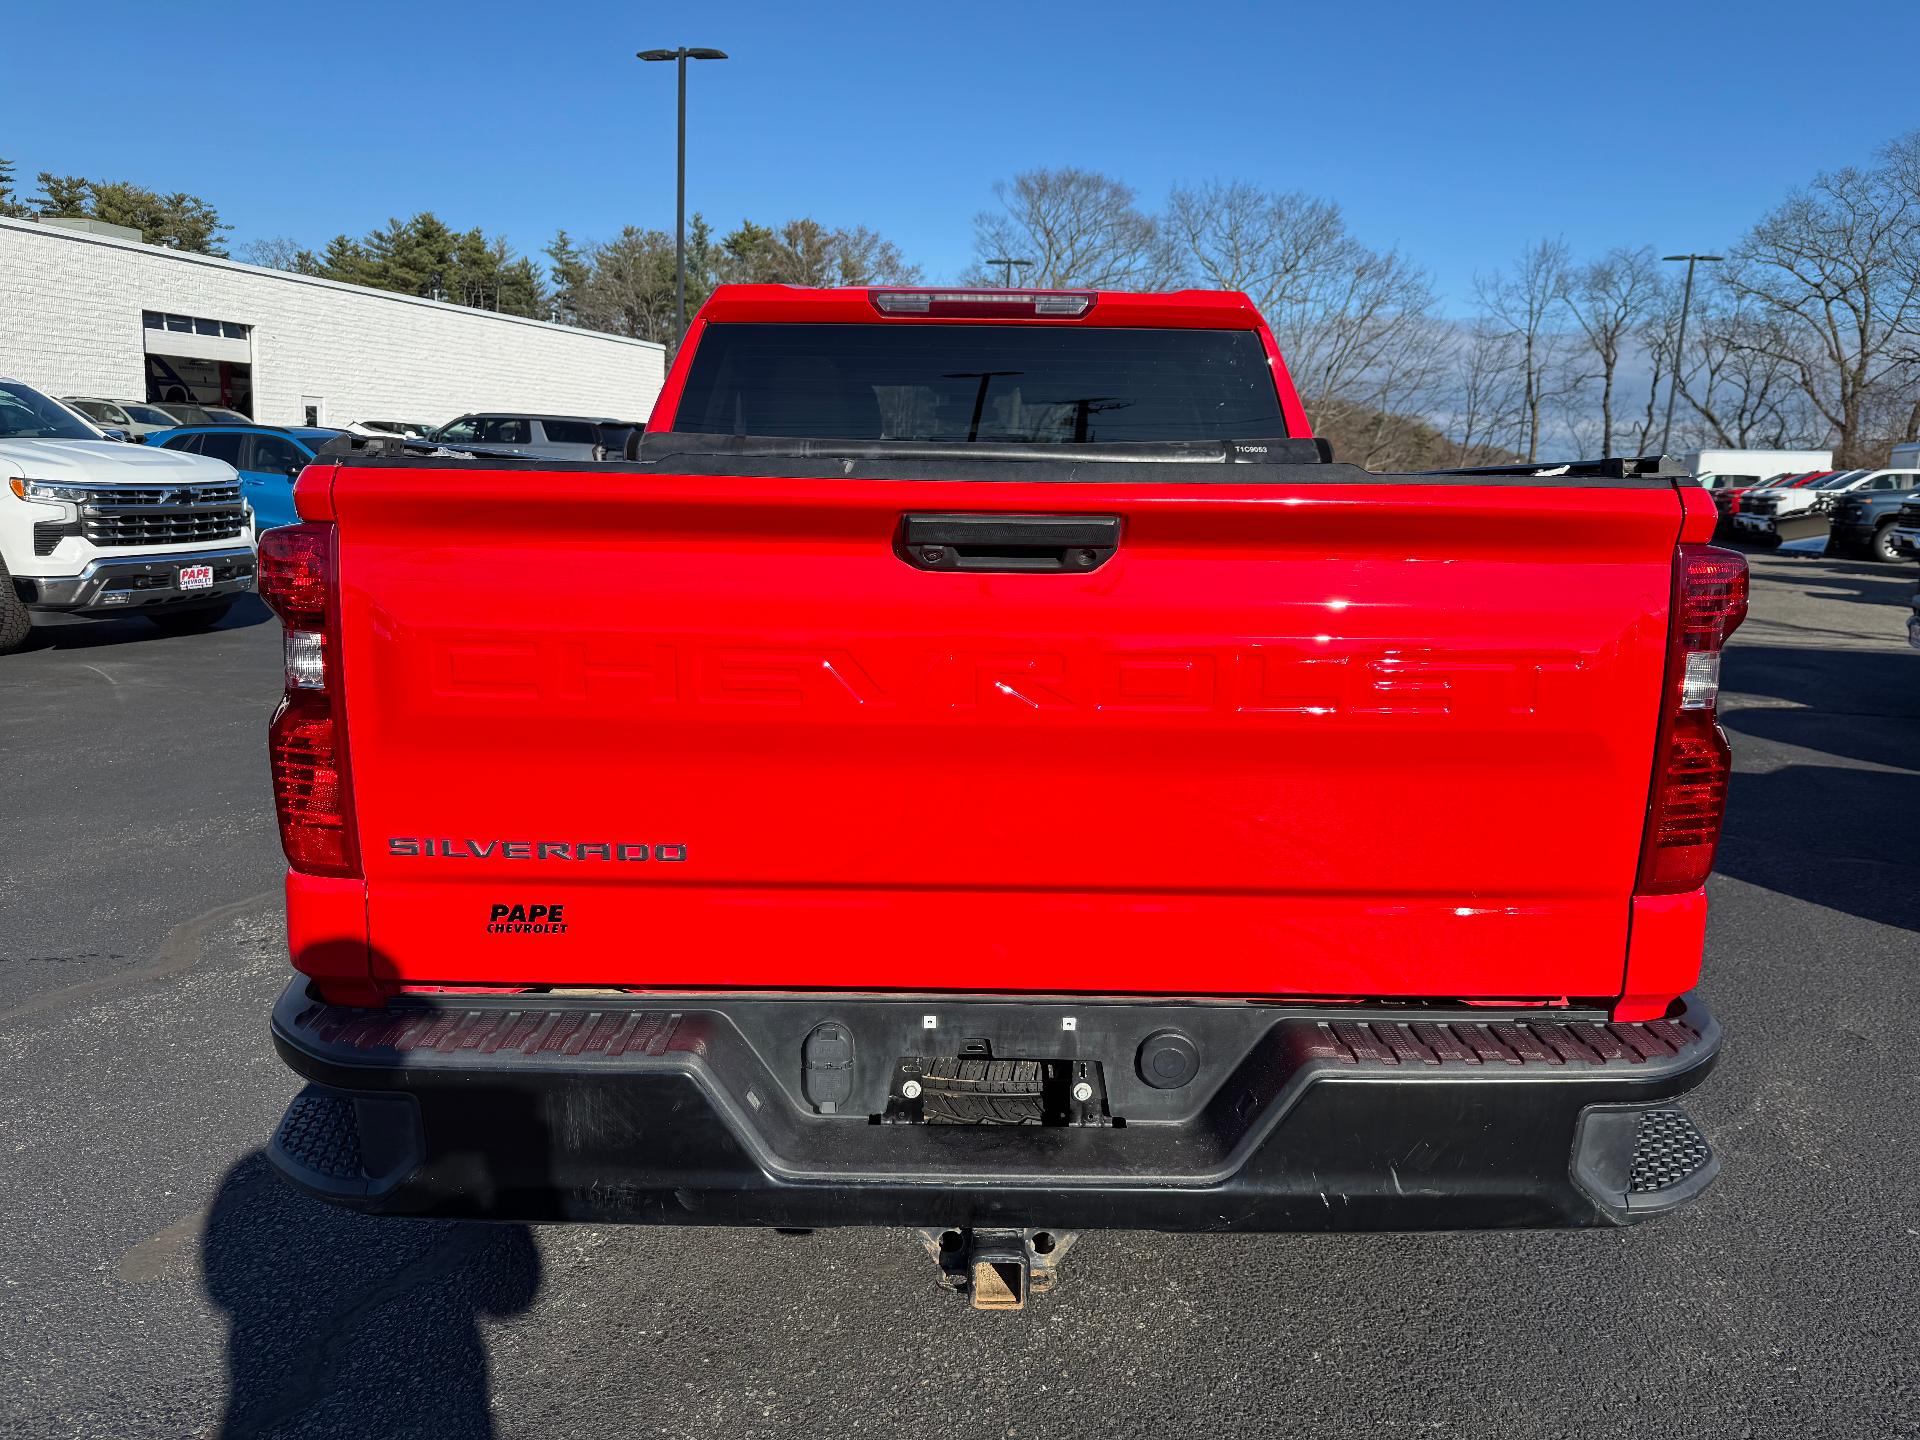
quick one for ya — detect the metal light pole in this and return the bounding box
[985,257,1033,288]
[1660,253,1722,455]
[638,46,729,345]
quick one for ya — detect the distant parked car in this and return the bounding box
[352,419,436,439]
[1733,471,1848,543]
[1750,469,1873,518]
[1884,493,1920,561]
[426,413,641,462]
[1713,472,1797,528]
[1740,467,1920,546]
[148,401,218,427]
[62,398,184,442]
[1733,469,1856,536]
[152,424,343,531]
[202,406,253,424]
[1751,470,1828,504]
[1830,472,1920,561]
[0,379,255,652]
[1724,471,1838,542]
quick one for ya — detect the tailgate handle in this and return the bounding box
[897,514,1121,573]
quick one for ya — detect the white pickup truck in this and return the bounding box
[0,379,258,654]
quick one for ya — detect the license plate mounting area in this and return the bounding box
[882,1048,1111,1127]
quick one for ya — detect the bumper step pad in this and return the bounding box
[268,1084,420,1201]
[1629,1108,1714,1194]
[1572,1101,1719,1221]
[273,1089,362,1180]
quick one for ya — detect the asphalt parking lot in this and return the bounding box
[2,552,1916,1440]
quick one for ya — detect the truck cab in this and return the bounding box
[0,379,257,652]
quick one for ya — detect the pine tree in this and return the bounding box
[0,159,30,219]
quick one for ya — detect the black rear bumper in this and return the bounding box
[268,982,1721,1232]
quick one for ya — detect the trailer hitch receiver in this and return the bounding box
[918,1227,1078,1310]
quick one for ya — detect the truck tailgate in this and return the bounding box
[330,466,1682,1001]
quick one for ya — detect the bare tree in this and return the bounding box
[1165,181,1445,464]
[1165,181,1345,304]
[971,169,1172,289]
[1676,288,1812,447]
[239,236,316,272]
[1562,247,1660,456]
[1629,293,1686,456]
[1270,247,1445,457]
[1445,319,1527,464]
[820,224,922,286]
[965,139,1920,463]
[1721,140,1920,463]
[1474,240,1575,462]
[1870,130,1920,451]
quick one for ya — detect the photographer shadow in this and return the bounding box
[202,1152,540,1439]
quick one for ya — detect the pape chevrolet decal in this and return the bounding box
[488,903,568,935]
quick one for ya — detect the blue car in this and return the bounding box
[151,425,342,531]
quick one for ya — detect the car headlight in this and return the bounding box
[7,476,81,520]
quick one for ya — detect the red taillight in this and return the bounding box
[258,524,332,631]
[260,522,359,878]
[1636,544,1747,894]
[1639,711,1732,890]
[1673,545,1747,651]
[270,690,357,874]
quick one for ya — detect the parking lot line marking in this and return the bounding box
[0,891,273,1026]
[117,1204,213,1284]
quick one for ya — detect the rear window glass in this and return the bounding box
[196,431,245,465]
[475,418,531,444]
[672,323,1288,443]
[541,420,598,445]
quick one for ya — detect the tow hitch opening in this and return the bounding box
[919,1227,1079,1310]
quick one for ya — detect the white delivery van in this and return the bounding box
[1682,448,1833,489]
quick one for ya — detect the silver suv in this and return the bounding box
[425,414,641,462]
[62,398,187,442]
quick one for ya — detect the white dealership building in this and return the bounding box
[0,216,666,428]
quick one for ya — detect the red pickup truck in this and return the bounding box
[261,285,1740,1308]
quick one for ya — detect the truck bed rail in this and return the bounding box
[1418,453,1688,480]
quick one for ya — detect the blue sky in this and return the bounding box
[8,0,1918,312]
